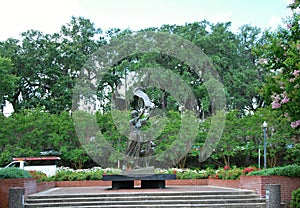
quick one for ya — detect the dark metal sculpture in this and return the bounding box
[122,87,155,171]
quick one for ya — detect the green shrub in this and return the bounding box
[174,171,183,179]
[28,171,48,182]
[180,171,201,179]
[248,165,300,177]
[205,167,216,177]
[50,167,109,181]
[291,188,300,208]
[217,167,243,180]
[0,167,31,179]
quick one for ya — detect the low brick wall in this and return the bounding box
[240,176,300,203]
[208,179,240,189]
[55,179,208,187]
[167,179,207,186]
[37,181,56,192]
[55,180,111,187]
[54,179,241,188]
[0,178,36,208]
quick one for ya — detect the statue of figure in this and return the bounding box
[122,87,155,171]
[140,140,156,167]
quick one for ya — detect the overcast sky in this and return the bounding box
[0,0,294,41]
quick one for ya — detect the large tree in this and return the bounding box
[257,3,300,130]
[0,17,105,113]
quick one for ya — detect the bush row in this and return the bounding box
[248,164,300,177]
[48,166,256,181]
[0,167,31,179]
[2,165,300,182]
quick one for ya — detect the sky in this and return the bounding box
[0,0,294,41]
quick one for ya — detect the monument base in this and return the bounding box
[102,174,176,190]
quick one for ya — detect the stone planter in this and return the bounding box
[0,178,36,208]
[240,175,300,203]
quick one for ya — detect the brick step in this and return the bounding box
[27,190,257,198]
[25,190,266,208]
[26,198,265,205]
[26,194,261,203]
[59,204,266,208]
[25,203,267,208]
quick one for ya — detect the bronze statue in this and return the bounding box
[122,88,155,171]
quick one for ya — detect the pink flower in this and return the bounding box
[271,93,282,109]
[281,96,290,104]
[257,58,268,65]
[292,70,299,77]
[272,101,281,109]
[271,93,280,102]
[291,120,300,128]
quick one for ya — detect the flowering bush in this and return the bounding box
[38,166,262,181]
[258,8,300,129]
[242,167,258,175]
[216,167,243,180]
[50,167,121,181]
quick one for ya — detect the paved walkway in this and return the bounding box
[32,186,250,196]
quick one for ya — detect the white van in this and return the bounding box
[4,157,60,176]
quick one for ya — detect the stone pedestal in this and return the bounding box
[266,184,281,208]
[9,188,25,208]
[103,174,176,190]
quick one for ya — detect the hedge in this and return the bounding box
[0,167,31,179]
[248,164,300,177]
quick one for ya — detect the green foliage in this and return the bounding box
[156,166,254,180]
[0,57,19,112]
[181,170,208,179]
[28,171,48,182]
[0,109,91,169]
[219,167,243,180]
[248,165,300,177]
[256,9,300,130]
[50,167,121,181]
[0,17,105,113]
[285,143,300,165]
[207,108,294,168]
[0,167,31,179]
[0,150,11,166]
[291,188,300,208]
[0,16,265,115]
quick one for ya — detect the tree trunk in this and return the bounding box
[223,155,230,167]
